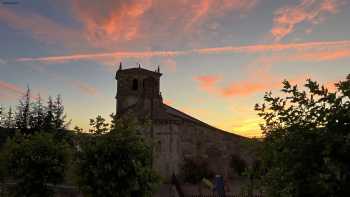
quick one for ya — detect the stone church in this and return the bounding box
[115,64,248,184]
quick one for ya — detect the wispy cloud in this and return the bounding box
[0,7,82,47]
[70,0,152,48]
[0,80,24,98]
[271,0,342,41]
[194,75,222,93]
[194,72,310,98]
[16,40,350,63]
[70,80,100,96]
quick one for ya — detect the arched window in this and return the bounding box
[132,79,138,90]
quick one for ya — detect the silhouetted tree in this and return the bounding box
[0,105,4,128]
[89,115,109,135]
[255,74,350,197]
[53,94,69,130]
[29,94,45,130]
[76,114,160,197]
[15,86,31,133]
[4,107,15,129]
[43,96,55,131]
[1,132,71,196]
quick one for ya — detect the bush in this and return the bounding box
[1,132,70,197]
[230,154,247,176]
[75,118,160,197]
[181,158,214,184]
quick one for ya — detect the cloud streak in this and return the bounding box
[0,80,24,99]
[70,80,100,96]
[16,40,350,63]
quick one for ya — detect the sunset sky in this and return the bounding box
[0,0,349,137]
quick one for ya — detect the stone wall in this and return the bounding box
[152,117,248,181]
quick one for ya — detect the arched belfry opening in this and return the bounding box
[132,79,138,90]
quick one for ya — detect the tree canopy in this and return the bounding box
[75,115,160,197]
[1,132,71,197]
[255,74,350,197]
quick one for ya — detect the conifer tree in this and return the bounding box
[43,96,55,131]
[0,105,4,128]
[15,86,31,133]
[53,94,69,130]
[30,94,45,130]
[5,107,15,129]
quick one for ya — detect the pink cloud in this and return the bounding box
[0,80,31,101]
[271,0,342,41]
[70,0,152,47]
[16,40,350,63]
[194,71,311,98]
[0,80,24,96]
[70,80,100,96]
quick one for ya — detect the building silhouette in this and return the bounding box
[115,64,247,181]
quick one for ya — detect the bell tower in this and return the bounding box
[115,63,163,118]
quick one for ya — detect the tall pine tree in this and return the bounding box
[0,105,4,128]
[15,86,31,134]
[5,107,15,129]
[30,94,45,130]
[53,94,69,130]
[43,96,55,131]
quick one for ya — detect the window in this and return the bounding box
[132,79,138,90]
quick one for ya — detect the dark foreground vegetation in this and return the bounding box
[0,74,349,197]
[0,88,160,197]
[251,74,350,197]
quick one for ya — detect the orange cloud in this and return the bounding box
[271,0,342,41]
[194,71,310,98]
[16,40,350,63]
[194,75,222,93]
[221,81,280,97]
[71,0,152,47]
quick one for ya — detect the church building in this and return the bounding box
[115,64,248,183]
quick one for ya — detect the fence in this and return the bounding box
[190,195,263,197]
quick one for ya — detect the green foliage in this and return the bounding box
[255,74,350,197]
[1,132,71,197]
[75,115,159,197]
[181,158,214,184]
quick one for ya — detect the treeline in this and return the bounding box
[0,88,160,197]
[0,87,69,134]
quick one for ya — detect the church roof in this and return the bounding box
[161,103,245,139]
[116,67,162,79]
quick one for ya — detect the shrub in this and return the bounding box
[75,118,160,197]
[181,158,214,184]
[1,132,70,197]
